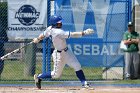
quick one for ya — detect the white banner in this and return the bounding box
[8,0,47,40]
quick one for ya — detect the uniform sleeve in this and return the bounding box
[137,32,140,39]
[41,27,51,37]
[123,32,128,40]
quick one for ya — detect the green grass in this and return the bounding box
[59,67,102,81]
[1,79,140,85]
[1,60,102,81]
[1,60,140,85]
[1,60,38,80]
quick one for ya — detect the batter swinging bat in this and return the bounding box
[0,41,34,60]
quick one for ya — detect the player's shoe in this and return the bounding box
[82,83,90,88]
[34,74,42,89]
[82,84,94,89]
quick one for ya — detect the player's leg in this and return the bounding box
[34,50,66,89]
[64,50,89,88]
[132,52,139,79]
[34,50,53,89]
[124,52,132,79]
[34,71,51,89]
[51,50,66,78]
[34,74,42,89]
[34,48,55,80]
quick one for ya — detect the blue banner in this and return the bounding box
[67,38,124,67]
[55,0,128,67]
[67,38,103,67]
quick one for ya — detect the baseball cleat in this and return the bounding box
[34,74,42,89]
[82,84,90,88]
[82,84,94,90]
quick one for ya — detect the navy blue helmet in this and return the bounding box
[50,15,62,25]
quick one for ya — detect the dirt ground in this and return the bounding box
[0,86,140,93]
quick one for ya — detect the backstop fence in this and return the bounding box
[0,0,131,82]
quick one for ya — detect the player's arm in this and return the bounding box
[123,37,139,45]
[123,39,133,45]
[124,38,139,45]
[131,34,140,44]
[123,33,133,45]
[33,28,50,43]
[70,28,94,38]
[131,38,139,44]
[33,34,45,43]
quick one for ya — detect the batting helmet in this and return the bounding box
[50,15,62,25]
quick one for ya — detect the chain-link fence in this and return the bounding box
[53,0,129,80]
[0,0,130,82]
[0,1,8,80]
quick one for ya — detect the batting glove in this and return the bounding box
[83,28,94,35]
[33,38,40,43]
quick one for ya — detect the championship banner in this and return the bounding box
[7,0,47,40]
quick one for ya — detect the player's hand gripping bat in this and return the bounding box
[0,41,34,60]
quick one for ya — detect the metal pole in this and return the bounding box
[24,40,36,76]
[128,0,132,21]
[47,0,51,72]
[42,39,47,73]
[42,0,51,73]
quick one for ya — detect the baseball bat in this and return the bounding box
[0,41,34,60]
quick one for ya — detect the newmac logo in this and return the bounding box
[15,5,40,26]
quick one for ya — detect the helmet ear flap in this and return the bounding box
[51,24,55,26]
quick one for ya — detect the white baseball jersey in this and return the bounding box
[42,26,81,79]
[43,26,70,50]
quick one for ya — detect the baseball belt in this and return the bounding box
[57,47,68,53]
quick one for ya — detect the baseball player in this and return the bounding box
[33,15,94,89]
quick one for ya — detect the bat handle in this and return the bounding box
[0,57,4,61]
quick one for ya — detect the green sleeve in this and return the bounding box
[123,32,127,40]
[135,32,140,39]
[138,33,140,39]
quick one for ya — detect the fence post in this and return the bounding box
[0,1,8,79]
[41,0,51,73]
[24,39,36,76]
[42,38,47,73]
